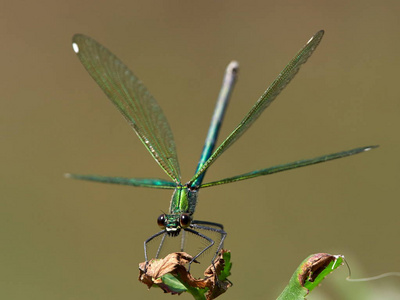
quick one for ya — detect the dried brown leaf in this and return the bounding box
[298,253,336,285]
[138,250,232,300]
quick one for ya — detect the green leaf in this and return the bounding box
[218,251,232,281]
[161,273,188,293]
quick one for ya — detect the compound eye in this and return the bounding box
[179,214,191,228]
[157,214,166,228]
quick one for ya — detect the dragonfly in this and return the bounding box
[68,30,377,271]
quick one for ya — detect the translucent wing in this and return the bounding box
[72,34,181,183]
[200,145,377,188]
[190,30,324,184]
[66,173,176,189]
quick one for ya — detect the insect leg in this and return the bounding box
[155,231,167,258]
[190,223,227,263]
[144,230,165,272]
[180,229,186,252]
[184,227,215,273]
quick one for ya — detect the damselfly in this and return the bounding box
[68,30,376,271]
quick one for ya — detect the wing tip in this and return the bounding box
[72,34,92,53]
[308,30,325,45]
[72,34,85,53]
[363,145,379,152]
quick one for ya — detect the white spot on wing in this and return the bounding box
[72,43,79,53]
[227,60,239,73]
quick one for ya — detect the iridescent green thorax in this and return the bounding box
[169,186,198,215]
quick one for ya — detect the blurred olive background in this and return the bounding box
[2,1,400,299]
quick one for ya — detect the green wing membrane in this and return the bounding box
[190,30,325,184]
[66,173,176,189]
[200,145,377,187]
[72,35,181,183]
[70,31,377,195]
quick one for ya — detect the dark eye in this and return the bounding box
[157,214,166,228]
[180,214,191,228]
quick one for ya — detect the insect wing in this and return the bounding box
[72,35,181,183]
[191,30,324,183]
